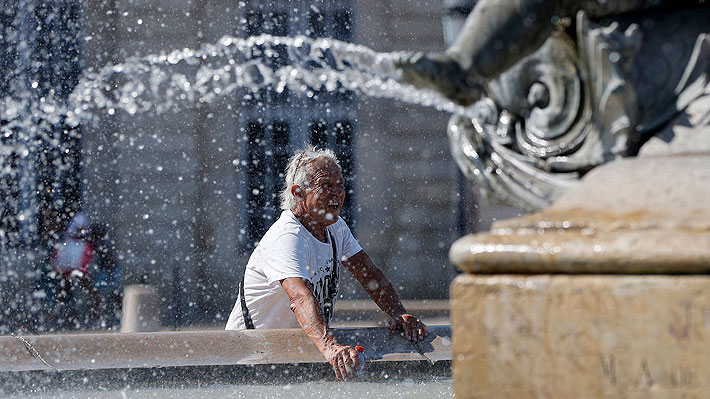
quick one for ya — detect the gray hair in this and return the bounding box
[280,145,341,211]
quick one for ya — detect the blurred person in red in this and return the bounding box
[50,212,100,329]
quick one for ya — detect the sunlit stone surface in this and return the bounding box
[0,327,451,372]
[452,274,710,398]
[0,326,452,397]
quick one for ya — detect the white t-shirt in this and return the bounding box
[225,210,362,330]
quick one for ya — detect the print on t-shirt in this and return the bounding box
[311,247,339,325]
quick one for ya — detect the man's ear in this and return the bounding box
[291,185,303,199]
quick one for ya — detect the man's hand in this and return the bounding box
[390,313,429,343]
[324,344,361,381]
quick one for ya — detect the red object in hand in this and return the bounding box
[353,345,366,373]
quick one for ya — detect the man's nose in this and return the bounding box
[332,184,345,196]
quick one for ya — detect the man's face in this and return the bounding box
[299,159,345,226]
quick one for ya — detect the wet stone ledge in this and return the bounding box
[1,361,451,394]
[0,326,451,393]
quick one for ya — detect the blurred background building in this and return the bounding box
[0,0,520,332]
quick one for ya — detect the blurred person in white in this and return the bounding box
[226,145,428,381]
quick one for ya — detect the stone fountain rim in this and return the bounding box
[451,154,710,274]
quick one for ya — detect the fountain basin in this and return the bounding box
[0,326,451,393]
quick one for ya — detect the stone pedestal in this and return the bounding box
[452,274,710,398]
[449,155,710,398]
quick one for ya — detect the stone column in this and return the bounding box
[449,155,710,398]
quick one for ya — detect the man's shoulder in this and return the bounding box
[266,211,306,237]
[329,216,352,235]
[259,212,309,248]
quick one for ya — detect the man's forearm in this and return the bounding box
[281,277,359,380]
[344,251,428,343]
[286,283,336,354]
[344,251,408,317]
[363,267,408,318]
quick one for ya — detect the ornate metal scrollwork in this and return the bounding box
[449,34,588,210]
[448,9,710,211]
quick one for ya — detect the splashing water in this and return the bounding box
[76,34,469,115]
[2,34,469,140]
[1,35,472,225]
[0,33,473,255]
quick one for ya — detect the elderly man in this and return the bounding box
[226,146,428,380]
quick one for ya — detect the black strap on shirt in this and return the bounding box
[239,271,255,329]
[322,230,339,325]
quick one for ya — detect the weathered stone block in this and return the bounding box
[452,274,710,398]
